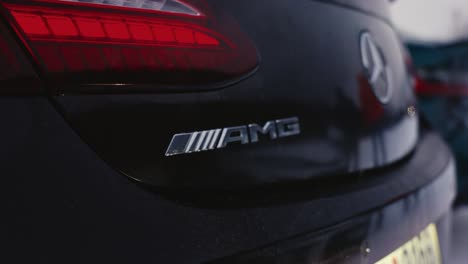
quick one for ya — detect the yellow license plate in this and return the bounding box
[375,224,441,264]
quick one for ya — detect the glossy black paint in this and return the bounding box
[319,0,391,21]
[213,180,453,264]
[53,0,418,189]
[0,97,455,263]
[0,1,456,262]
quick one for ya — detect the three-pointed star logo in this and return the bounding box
[360,32,393,104]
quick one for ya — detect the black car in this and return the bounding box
[0,0,455,263]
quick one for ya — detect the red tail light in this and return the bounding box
[0,20,39,93]
[415,77,468,96]
[0,0,258,92]
[0,27,24,81]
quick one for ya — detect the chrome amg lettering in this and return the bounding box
[165,117,301,156]
[248,121,277,143]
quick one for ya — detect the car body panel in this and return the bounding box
[0,96,455,263]
[52,0,417,189]
[0,1,455,263]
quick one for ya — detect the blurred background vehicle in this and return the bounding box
[409,42,468,203]
[391,1,468,263]
[392,0,468,203]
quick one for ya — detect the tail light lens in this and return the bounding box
[0,20,39,93]
[0,0,258,92]
[415,77,468,96]
[0,25,26,81]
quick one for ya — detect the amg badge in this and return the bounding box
[165,117,300,156]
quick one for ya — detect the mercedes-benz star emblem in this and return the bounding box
[360,32,393,104]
